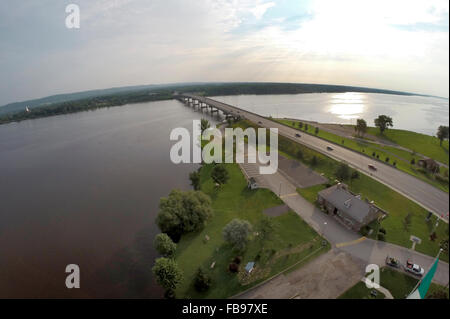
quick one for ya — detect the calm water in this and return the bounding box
[0,100,219,298]
[213,93,449,136]
[0,92,448,298]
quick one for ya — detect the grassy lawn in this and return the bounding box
[275,119,449,192]
[174,163,329,298]
[233,120,449,262]
[338,281,385,299]
[339,267,449,299]
[365,127,449,166]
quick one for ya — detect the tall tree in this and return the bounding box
[211,164,229,185]
[154,233,177,257]
[335,163,351,181]
[437,126,449,146]
[152,257,183,291]
[355,119,367,137]
[374,115,393,134]
[156,190,212,239]
[223,219,252,251]
[200,118,210,134]
[189,171,201,190]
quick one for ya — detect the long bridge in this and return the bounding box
[175,93,449,222]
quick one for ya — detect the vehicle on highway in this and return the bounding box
[385,256,400,268]
[368,164,377,171]
[295,133,301,137]
[258,121,262,124]
[326,146,333,151]
[405,260,424,276]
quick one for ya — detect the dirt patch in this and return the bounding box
[263,205,290,217]
[236,249,365,299]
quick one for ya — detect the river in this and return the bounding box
[0,92,447,298]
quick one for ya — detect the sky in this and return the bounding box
[0,0,448,105]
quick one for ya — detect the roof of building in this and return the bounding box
[245,262,255,272]
[318,184,372,223]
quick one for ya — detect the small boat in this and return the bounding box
[25,106,30,112]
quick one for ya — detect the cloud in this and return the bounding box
[0,0,448,105]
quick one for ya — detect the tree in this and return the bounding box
[223,219,252,251]
[189,171,201,190]
[374,115,393,134]
[437,126,449,146]
[314,127,319,135]
[152,257,183,291]
[355,119,367,137]
[194,267,211,292]
[297,149,303,160]
[304,123,308,131]
[311,155,318,166]
[156,190,212,239]
[211,164,229,184]
[335,163,351,181]
[350,170,360,185]
[298,122,303,129]
[411,158,415,165]
[154,233,177,257]
[259,216,275,241]
[200,118,210,134]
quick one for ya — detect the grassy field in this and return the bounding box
[365,127,449,166]
[338,281,385,299]
[174,163,329,298]
[275,119,449,192]
[339,267,449,299]
[233,120,448,262]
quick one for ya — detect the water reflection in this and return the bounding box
[329,92,365,120]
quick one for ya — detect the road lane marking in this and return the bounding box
[280,193,299,199]
[335,236,367,248]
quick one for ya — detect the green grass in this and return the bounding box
[338,281,385,299]
[174,163,328,298]
[365,127,449,166]
[339,267,449,299]
[233,120,448,262]
[275,119,449,192]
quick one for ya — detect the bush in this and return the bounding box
[377,233,385,241]
[189,171,201,190]
[211,164,229,184]
[385,157,389,163]
[335,163,351,181]
[154,233,177,257]
[311,155,318,167]
[233,256,242,264]
[152,258,183,291]
[435,174,449,184]
[372,152,376,157]
[194,267,212,292]
[379,228,386,234]
[411,158,415,165]
[229,263,239,273]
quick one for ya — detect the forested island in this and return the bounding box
[0,82,426,125]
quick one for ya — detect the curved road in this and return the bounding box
[182,94,449,221]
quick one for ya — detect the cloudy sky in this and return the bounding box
[0,0,448,105]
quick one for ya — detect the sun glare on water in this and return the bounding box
[328,92,366,120]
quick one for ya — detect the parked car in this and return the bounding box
[295,133,301,137]
[368,164,377,171]
[405,260,425,276]
[326,146,333,151]
[385,256,400,268]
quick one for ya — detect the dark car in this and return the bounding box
[385,256,400,268]
[326,146,333,151]
[258,121,262,124]
[368,164,377,171]
[295,133,301,137]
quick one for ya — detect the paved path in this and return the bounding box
[359,277,394,299]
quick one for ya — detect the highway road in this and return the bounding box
[182,94,449,222]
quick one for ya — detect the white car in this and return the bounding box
[405,260,425,276]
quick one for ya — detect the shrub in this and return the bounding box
[194,267,212,292]
[154,233,177,257]
[233,256,242,264]
[223,219,253,252]
[211,164,229,184]
[379,228,386,234]
[377,233,385,241]
[411,158,415,165]
[229,263,239,273]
